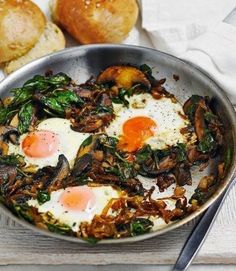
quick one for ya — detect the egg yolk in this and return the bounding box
[60,186,96,212]
[22,130,59,158]
[118,116,157,152]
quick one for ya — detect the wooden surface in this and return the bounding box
[0,184,235,266]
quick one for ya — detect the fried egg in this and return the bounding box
[106,93,196,152]
[28,185,121,232]
[8,118,90,168]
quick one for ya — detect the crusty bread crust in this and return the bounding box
[0,0,46,63]
[52,0,138,44]
[4,21,65,74]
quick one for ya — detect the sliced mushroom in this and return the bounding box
[97,66,151,89]
[141,155,177,177]
[0,165,17,187]
[9,114,19,127]
[173,163,192,186]
[72,153,92,177]
[0,125,19,144]
[49,155,70,190]
[123,178,144,196]
[194,103,206,141]
[187,145,209,164]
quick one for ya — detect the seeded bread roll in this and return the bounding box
[0,0,46,63]
[4,21,66,74]
[51,0,138,44]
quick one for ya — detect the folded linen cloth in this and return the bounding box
[139,0,236,103]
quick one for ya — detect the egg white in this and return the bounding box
[28,185,120,232]
[106,93,196,150]
[8,118,90,168]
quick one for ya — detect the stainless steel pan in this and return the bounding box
[0,44,235,244]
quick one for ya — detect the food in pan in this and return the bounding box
[0,0,65,73]
[0,64,228,242]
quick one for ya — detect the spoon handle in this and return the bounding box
[172,177,236,271]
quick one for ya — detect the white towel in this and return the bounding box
[139,0,236,103]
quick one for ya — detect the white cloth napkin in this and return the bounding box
[138,0,236,103]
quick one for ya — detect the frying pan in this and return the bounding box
[0,44,235,244]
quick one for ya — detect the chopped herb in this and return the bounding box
[130,218,153,236]
[47,223,72,235]
[198,131,216,153]
[0,154,24,166]
[136,145,152,164]
[37,191,50,205]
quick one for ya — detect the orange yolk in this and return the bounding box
[22,130,59,158]
[118,116,157,152]
[59,186,96,212]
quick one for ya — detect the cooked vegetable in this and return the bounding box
[36,90,83,116]
[18,103,34,134]
[130,218,153,236]
[198,131,216,153]
[97,66,151,89]
[37,191,50,205]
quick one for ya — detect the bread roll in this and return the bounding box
[0,0,46,63]
[4,22,66,74]
[51,0,138,44]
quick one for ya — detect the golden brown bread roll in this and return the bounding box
[51,0,139,44]
[0,0,46,63]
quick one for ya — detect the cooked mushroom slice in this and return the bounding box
[194,102,206,141]
[49,155,70,190]
[0,125,19,144]
[97,66,151,89]
[140,155,177,177]
[0,164,17,188]
[173,163,192,186]
[72,153,92,177]
[9,114,19,127]
[123,178,144,196]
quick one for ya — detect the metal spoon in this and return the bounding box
[173,176,236,271]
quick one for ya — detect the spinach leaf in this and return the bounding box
[111,86,138,107]
[23,73,71,90]
[136,145,152,164]
[0,106,17,125]
[80,135,93,148]
[198,131,216,153]
[139,64,156,84]
[37,191,50,205]
[175,143,187,162]
[105,166,122,177]
[11,87,33,106]
[40,90,84,115]
[0,154,24,166]
[18,103,34,134]
[10,204,33,222]
[47,223,72,235]
[130,218,153,236]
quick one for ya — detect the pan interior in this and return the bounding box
[0,45,235,244]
